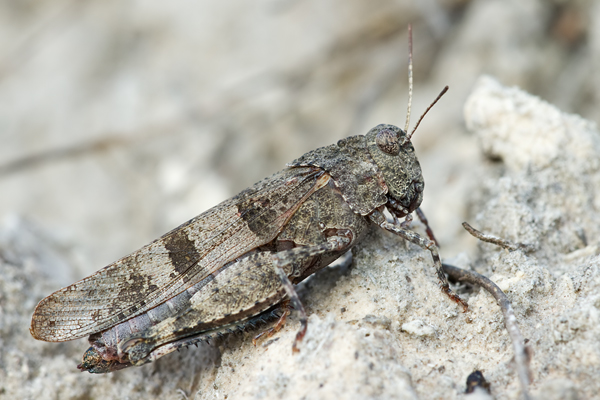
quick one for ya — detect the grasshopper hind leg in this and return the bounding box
[252,300,290,345]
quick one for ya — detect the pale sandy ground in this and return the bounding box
[1,1,599,399]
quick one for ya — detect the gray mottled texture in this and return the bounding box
[2,1,600,398]
[2,77,600,399]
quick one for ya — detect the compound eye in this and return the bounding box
[375,129,400,155]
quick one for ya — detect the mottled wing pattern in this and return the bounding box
[31,167,325,342]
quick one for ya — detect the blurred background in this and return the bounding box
[0,0,596,282]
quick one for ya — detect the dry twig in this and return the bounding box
[443,263,531,400]
[462,222,535,252]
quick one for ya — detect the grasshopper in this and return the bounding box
[30,30,466,374]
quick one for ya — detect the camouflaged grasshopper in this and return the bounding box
[30,31,466,374]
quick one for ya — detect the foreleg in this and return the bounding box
[369,209,467,311]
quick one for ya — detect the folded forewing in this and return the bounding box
[31,167,326,341]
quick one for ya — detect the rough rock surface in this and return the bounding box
[1,1,600,399]
[1,77,599,399]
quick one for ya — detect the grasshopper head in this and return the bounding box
[366,124,424,217]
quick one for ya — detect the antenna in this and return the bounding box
[401,25,449,145]
[404,25,413,134]
[405,86,448,143]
